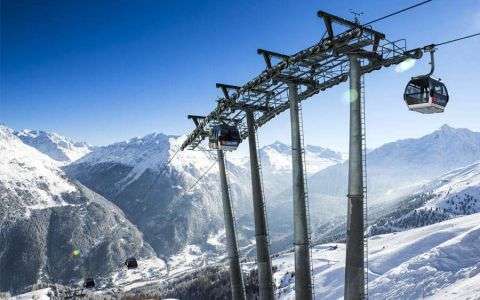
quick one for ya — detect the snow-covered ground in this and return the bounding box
[11,288,53,300]
[367,161,480,236]
[265,212,480,299]
[109,257,167,291]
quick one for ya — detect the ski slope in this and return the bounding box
[268,212,480,299]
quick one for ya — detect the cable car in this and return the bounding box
[403,76,448,113]
[125,257,138,269]
[83,277,95,289]
[403,45,449,114]
[208,124,241,151]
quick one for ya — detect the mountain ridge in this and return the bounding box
[309,124,480,203]
[14,129,92,164]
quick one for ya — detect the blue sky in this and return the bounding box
[1,0,479,151]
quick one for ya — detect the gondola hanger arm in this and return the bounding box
[422,44,436,76]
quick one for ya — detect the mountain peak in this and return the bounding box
[440,124,453,130]
[125,132,173,146]
[437,124,459,133]
[0,126,76,207]
[427,125,477,141]
[73,132,177,171]
[0,124,15,138]
[14,129,92,163]
[305,145,343,160]
[262,141,291,153]
[435,124,475,135]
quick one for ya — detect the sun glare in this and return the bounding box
[395,58,416,73]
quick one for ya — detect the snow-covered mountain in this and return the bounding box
[14,129,92,163]
[65,133,254,258]
[255,141,344,193]
[309,125,480,204]
[65,136,344,259]
[264,125,480,251]
[250,142,344,245]
[0,126,161,294]
[368,161,480,236]
[420,161,480,213]
[65,126,480,261]
[0,127,76,213]
[259,141,343,175]
[6,123,480,297]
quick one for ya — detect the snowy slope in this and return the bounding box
[368,161,480,236]
[11,288,53,300]
[15,129,92,163]
[0,126,76,213]
[421,161,480,213]
[268,212,480,299]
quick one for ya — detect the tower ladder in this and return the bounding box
[360,75,369,299]
[298,101,315,298]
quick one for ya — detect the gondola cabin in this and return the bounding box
[403,76,449,114]
[83,278,95,289]
[125,257,138,269]
[209,124,241,151]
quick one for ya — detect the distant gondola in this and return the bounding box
[209,124,241,151]
[403,45,449,114]
[125,257,138,269]
[83,277,95,289]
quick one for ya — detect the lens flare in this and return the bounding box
[342,89,359,104]
[395,58,416,73]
